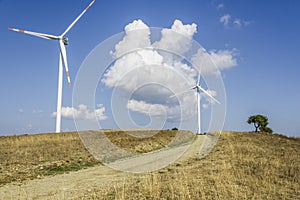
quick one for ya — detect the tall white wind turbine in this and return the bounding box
[171,71,220,134]
[192,71,220,134]
[8,0,96,133]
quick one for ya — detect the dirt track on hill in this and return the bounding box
[0,133,220,199]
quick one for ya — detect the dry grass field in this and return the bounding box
[0,130,299,199]
[79,131,300,199]
[0,132,98,185]
[104,129,194,153]
[0,130,186,185]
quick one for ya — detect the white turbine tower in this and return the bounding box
[8,0,96,133]
[171,71,220,134]
[192,72,220,134]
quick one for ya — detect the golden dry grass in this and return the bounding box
[104,130,193,153]
[78,131,300,199]
[1,131,299,199]
[0,132,98,185]
[0,130,190,185]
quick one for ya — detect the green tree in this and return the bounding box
[260,126,273,134]
[247,114,270,132]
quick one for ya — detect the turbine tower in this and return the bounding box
[171,71,220,134]
[192,72,220,134]
[8,0,96,133]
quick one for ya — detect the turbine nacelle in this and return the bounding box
[192,84,220,105]
[171,77,220,134]
[57,36,69,45]
[62,37,69,45]
[192,85,201,94]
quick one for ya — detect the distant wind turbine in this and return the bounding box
[8,0,96,133]
[171,70,220,134]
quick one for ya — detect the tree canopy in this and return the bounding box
[247,114,273,133]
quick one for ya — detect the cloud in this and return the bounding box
[233,19,242,27]
[243,20,252,27]
[191,48,238,75]
[217,2,251,28]
[127,99,167,117]
[18,108,24,113]
[102,49,165,90]
[201,89,218,104]
[52,104,107,121]
[220,15,252,28]
[208,49,238,70]
[101,19,237,121]
[111,19,151,58]
[127,95,197,122]
[154,19,197,55]
[217,4,224,9]
[102,19,198,91]
[171,19,197,37]
[220,14,231,26]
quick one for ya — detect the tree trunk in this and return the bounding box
[255,124,259,132]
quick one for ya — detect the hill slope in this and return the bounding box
[84,131,300,199]
[0,130,192,185]
[0,131,299,199]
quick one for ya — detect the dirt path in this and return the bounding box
[0,133,220,199]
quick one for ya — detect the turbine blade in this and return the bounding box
[8,28,59,40]
[59,40,71,87]
[198,86,220,104]
[195,49,204,85]
[61,0,96,36]
[197,70,201,85]
[169,89,193,98]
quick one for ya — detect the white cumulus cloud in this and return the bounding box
[127,99,167,117]
[52,104,107,121]
[102,49,164,90]
[111,19,151,58]
[192,48,238,75]
[101,19,237,121]
[209,49,238,69]
[154,19,197,55]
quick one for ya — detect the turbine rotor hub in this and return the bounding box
[62,37,69,45]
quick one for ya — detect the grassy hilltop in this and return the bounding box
[0,130,189,185]
[0,130,299,199]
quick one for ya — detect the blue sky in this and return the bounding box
[0,0,299,137]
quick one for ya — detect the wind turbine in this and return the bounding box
[193,72,220,134]
[8,0,96,133]
[171,71,220,134]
